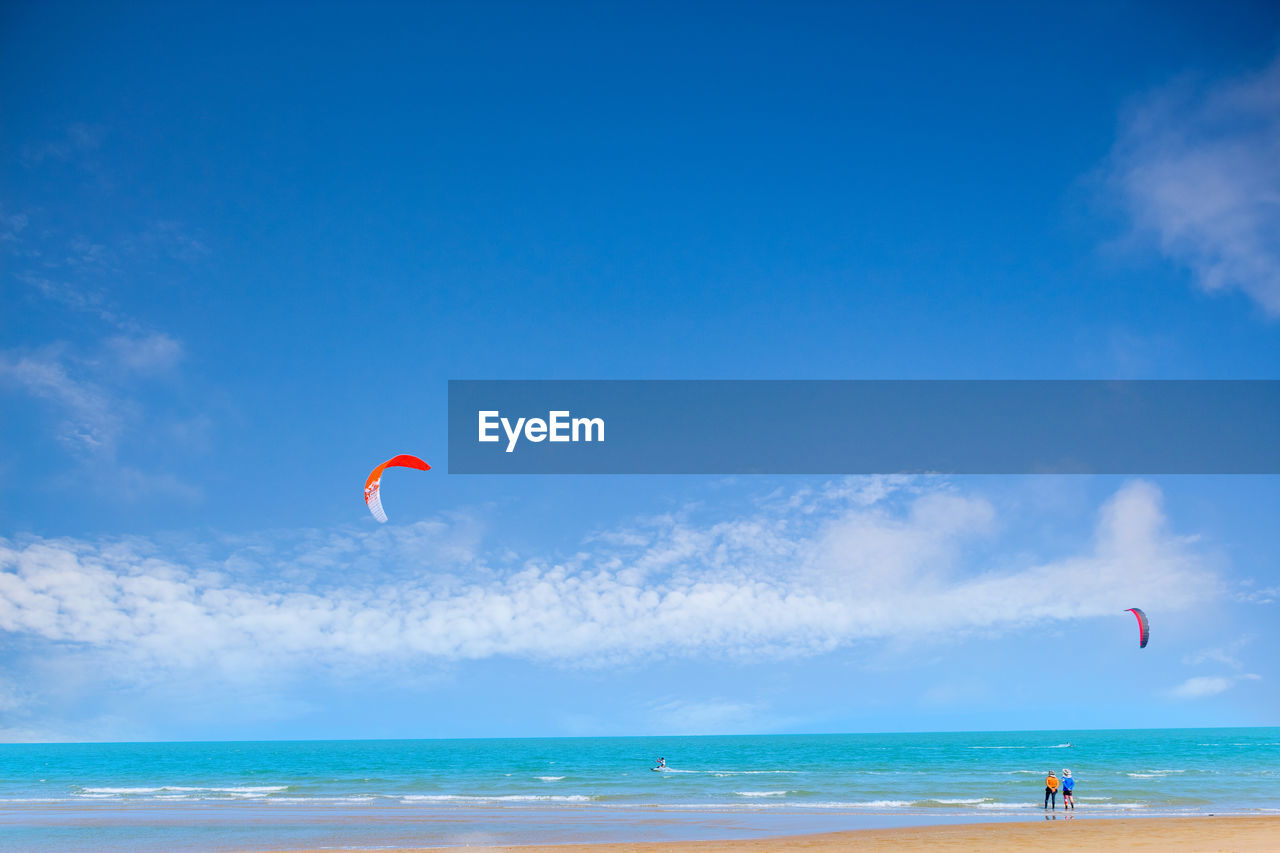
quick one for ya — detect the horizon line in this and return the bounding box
[4,723,1277,747]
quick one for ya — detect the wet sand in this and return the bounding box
[258,815,1280,852]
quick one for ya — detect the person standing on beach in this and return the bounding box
[1044,771,1059,809]
[1061,769,1074,809]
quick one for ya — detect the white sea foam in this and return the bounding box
[1091,803,1148,809]
[637,799,917,810]
[76,784,290,801]
[400,794,594,803]
[79,785,288,795]
[535,776,565,782]
[734,790,788,797]
[930,798,988,804]
[606,800,1251,815]
[675,763,793,768]
[974,802,1038,809]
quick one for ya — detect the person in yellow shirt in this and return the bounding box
[1044,770,1060,810]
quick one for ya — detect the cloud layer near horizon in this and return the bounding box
[0,481,1217,675]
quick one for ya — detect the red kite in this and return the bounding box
[1125,608,1150,648]
[364,455,430,523]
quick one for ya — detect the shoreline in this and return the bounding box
[253,815,1280,852]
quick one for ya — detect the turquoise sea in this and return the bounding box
[1,728,1277,851]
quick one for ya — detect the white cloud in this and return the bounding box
[1234,581,1278,605]
[1183,636,1252,669]
[132,220,211,263]
[1171,676,1233,698]
[919,680,988,708]
[2,334,186,455]
[0,677,30,712]
[105,333,183,374]
[0,481,1218,677]
[0,207,28,242]
[1110,56,1280,314]
[644,698,765,735]
[0,347,124,452]
[20,275,132,329]
[1,336,203,503]
[19,123,100,167]
[1169,672,1261,700]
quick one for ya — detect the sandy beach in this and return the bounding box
[256,816,1280,853]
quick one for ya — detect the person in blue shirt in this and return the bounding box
[1061,769,1075,809]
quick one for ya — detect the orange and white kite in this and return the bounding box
[364,454,431,522]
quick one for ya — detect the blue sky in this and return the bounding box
[1,1,1279,741]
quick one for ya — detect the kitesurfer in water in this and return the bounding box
[1061,769,1075,809]
[1044,770,1059,809]
[656,757,666,769]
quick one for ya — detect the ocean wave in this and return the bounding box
[1091,803,1149,809]
[974,802,1038,809]
[658,799,916,810]
[271,796,378,804]
[347,797,1265,815]
[666,769,799,776]
[79,785,288,795]
[400,794,594,803]
[969,743,1071,750]
[535,776,565,782]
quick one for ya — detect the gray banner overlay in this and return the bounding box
[447,380,1280,474]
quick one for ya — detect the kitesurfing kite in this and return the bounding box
[364,454,430,523]
[1125,607,1150,648]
